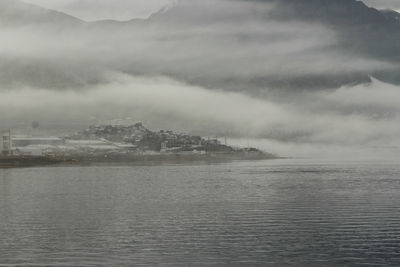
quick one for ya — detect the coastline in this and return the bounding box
[0,152,278,169]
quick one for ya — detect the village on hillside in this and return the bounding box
[0,123,268,160]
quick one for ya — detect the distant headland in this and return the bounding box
[0,123,277,168]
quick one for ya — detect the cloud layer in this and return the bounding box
[21,0,400,21]
[0,0,394,91]
[1,74,400,158]
[1,0,400,158]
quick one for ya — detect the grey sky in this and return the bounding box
[22,0,170,21]
[363,0,400,11]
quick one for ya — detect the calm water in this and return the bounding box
[1,159,400,266]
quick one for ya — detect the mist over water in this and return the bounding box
[1,75,400,158]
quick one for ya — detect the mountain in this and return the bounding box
[267,0,400,59]
[0,0,82,26]
[249,0,400,87]
[142,0,400,89]
[381,9,400,26]
[1,0,400,91]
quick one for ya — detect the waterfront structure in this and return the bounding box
[0,130,12,155]
[0,123,267,158]
[12,136,65,147]
[66,139,119,152]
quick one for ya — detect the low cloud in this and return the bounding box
[1,0,399,158]
[1,74,400,158]
[0,1,395,92]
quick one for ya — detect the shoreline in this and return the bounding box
[0,153,279,169]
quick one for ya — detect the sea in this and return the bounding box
[1,159,400,266]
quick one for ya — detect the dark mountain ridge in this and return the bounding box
[143,0,400,89]
[1,0,400,90]
[266,0,400,57]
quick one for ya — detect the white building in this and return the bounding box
[66,139,120,152]
[0,130,12,156]
[12,136,65,147]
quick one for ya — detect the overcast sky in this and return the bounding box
[22,0,170,21]
[364,0,400,11]
[20,0,399,21]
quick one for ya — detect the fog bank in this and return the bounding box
[1,74,399,158]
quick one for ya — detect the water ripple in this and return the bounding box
[1,160,400,266]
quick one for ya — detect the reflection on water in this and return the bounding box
[1,160,400,266]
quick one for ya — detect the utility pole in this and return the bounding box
[0,130,3,155]
[8,129,12,155]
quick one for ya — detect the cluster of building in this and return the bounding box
[69,123,228,154]
[1,123,235,157]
